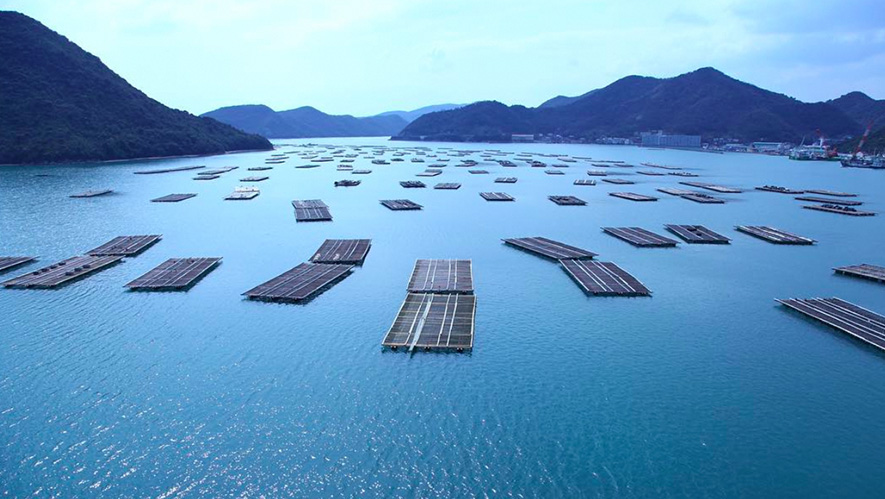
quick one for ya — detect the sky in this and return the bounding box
[2,0,884,116]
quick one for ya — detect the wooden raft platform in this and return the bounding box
[293,200,332,222]
[134,165,204,175]
[503,237,596,260]
[549,195,586,206]
[87,235,161,256]
[603,227,678,247]
[664,225,731,244]
[382,293,476,351]
[835,264,885,284]
[434,183,461,190]
[805,189,856,197]
[407,259,474,294]
[560,260,651,296]
[2,255,123,289]
[756,185,804,194]
[736,226,815,245]
[381,199,423,210]
[574,179,596,186]
[795,196,862,206]
[679,182,742,193]
[495,177,517,183]
[126,257,221,291]
[777,297,885,352]
[70,189,113,198]
[243,263,353,303]
[400,181,426,188]
[803,204,875,216]
[681,192,724,204]
[151,193,196,203]
[545,169,565,175]
[0,257,36,273]
[335,180,360,187]
[602,178,635,185]
[310,239,372,265]
[609,192,657,202]
[480,192,514,201]
[240,176,269,182]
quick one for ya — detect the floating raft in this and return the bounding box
[637,171,665,176]
[194,175,219,180]
[293,199,332,222]
[70,189,113,198]
[381,199,423,210]
[310,239,372,265]
[803,204,875,216]
[240,176,269,182]
[468,170,489,174]
[602,178,635,185]
[495,177,517,183]
[382,293,476,351]
[243,263,353,303]
[777,297,885,352]
[134,165,204,175]
[664,224,731,244]
[503,236,596,260]
[603,227,678,247]
[248,166,273,171]
[545,169,565,175]
[560,260,651,296]
[549,195,586,206]
[407,259,473,294]
[225,188,259,200]
[400,181,426,188]
[756,186,804,194]
[416,170,442,177]
[0,257,36,273]
[586,170,608,176]
[434,183,461,190]
[335,180,361,187]
[679,182,742,193]
[2,255,123,289]
[352,169,372,174]
[681,192,724,204]
[736,226,815,244]
[296,164,320,169]
[87,235,161,256]
[805,189,856,197]
[480,192,514,201]
[795,196,862,206]
[657,188,694,196]
[151,193,196,203]
[834,264,885,284]
[609,192,657,202]
[126,257,221,291]
[199,167,238,175]
[574,179,596,186]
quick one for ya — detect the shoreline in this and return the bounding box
[0,146,274,168]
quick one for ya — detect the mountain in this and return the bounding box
[202,105,407,138]
[538,90,598,108]
[827,92,885,129]
[0,11,271,165]
[375,104,465,123]
[839,125,885,154]
[395,68,865,143]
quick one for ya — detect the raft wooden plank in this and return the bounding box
[805,189,856,197]
[480,192,515,201]
[134,165,205,175]
[679,182,742,193]
[777,297,885,352]
[225,189,259,200]
[735,226,815,245]
[381,199,423,210]
[834,264,885,284]
[657,188,695,196]
[239,176,269,182]
[126,257,221,291]
[382,293,475,351]
[468,170,489,174]
[609,192,657,202]
[560,259,651,296]
[243,262,353,303]
[151,193,196,203]
[416,170,442,177]
[795,196,862,206]
[549,195,586,206]
[2,255,123,289]
[495,177,517,183]
[756,186,804,194]
[664,224,731,244]
[335,180,361,187]
[87,235,161,256]
[602,178,635,185]
[433,183,461,190]
[680,193,725,204]
[545,169,565,175]
[502,237,597,260]
[0,257,36,273]
[310,239,372,265]
[400,181,426,188]
[293,199,332,222]
[70,189,113,198]
[407,259,473,294]
[574,179,596,186]
[603,227,679,247]
[803,205,875,216]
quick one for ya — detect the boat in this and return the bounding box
[841,155,885,169]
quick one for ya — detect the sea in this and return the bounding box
[1,138,884,497]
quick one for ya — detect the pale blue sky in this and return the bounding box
[3,0,883,116]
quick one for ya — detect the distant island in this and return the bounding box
[394,68,884,145]
[0,11,272,166]
[201,103,464,139]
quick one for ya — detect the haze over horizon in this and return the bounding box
[2,0,883,116]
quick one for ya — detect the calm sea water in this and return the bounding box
[2,138,885,497]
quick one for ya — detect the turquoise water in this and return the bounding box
[2,138,885,497]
